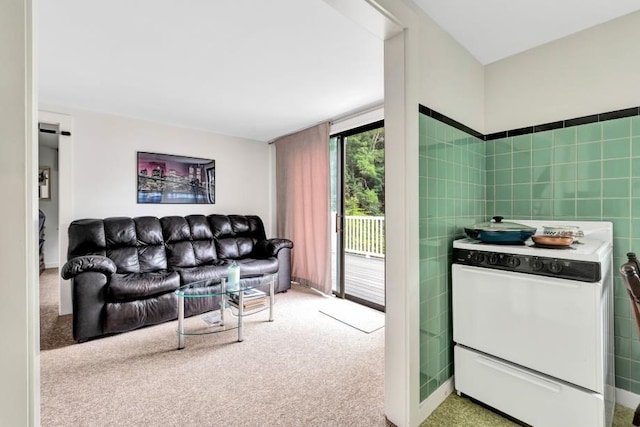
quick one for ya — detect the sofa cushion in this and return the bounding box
[161,216,196,267]
[161,215,220,268]
[172,263,228,285]
[216,237,249,259]
[235,257,278,276]
[67,219,107,258]
[104,217,141,273]
[108,271,180,301]
[165,241,197,267]
[104,292,178,334]
[135,216,168,272]
[186,215,214,240]
[186,215,217,264]
[209,214,267,259]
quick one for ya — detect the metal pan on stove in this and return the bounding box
[531,234,574,248]
[464,216,536,244]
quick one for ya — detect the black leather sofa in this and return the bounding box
[61,214,293,342]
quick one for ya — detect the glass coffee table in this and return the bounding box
[175,273,275,350]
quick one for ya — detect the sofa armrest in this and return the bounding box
[255,238,293,258]
[61,255,117,280]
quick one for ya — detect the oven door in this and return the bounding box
[452,264,605,393]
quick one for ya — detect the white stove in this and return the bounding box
[452,220,614,427]
[454,219,612,263]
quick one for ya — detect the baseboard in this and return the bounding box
[45,262,59,269]
[616,387,640,410]
[418,377,454,423]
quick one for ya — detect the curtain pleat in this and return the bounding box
[275,123,331,294]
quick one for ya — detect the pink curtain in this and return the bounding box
[275,122,331,294]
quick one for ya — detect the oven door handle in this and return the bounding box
[476,355,562,393]
[454,265,582,289]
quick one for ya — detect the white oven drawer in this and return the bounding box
[455,345,605,427]
[452,264,605,392]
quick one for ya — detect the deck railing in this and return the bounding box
[344,215,385,258]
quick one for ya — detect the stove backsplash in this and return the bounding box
[419,107,640,400]
[484,114,640,395]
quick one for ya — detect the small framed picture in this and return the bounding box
[39,167,51,200]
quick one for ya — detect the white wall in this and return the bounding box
[373,1,485,425]
[417,11,485,133]
[486,10,640,132]
[42,106,274,314]
[53,107,273,220]
[0,0,38,425]
[38,142,60,268]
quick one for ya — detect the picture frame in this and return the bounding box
[137,151,215,204]
[39,167,51,200]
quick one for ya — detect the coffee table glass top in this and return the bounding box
[175,274,275,298]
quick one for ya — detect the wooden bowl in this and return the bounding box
[531,234,574,247]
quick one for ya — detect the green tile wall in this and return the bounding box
[419,109,640,402]
[485,115,640,394]
[418,113,486,400]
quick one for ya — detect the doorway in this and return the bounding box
[38,110,73,316]
[330,120,385,311]
[38,122,60,274]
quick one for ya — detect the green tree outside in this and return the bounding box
[344,127,385,216]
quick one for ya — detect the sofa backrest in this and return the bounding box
[67,214,268,273]
[67,216,168,274]
[160,215,217,268]
[208,214,266,260]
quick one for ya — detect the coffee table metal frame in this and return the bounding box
[175,274,275,350]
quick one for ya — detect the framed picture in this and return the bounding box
[137,151,215,204]
[39,167,51,200]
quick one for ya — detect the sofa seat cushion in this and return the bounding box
[172,264,229,286]
[104,292,178,334]
[108,271,180,301]
[236,257,278,276]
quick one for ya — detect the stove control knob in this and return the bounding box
[488,254,499,265]
[549,261,563,274]
[506,256,520,268]
[531,259,544,271]
[471,253,485,264]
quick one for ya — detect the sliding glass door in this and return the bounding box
[330,121,385,311]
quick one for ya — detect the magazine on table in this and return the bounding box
[201,311,222,326]
[228,298,267,310]
[228,288,267,303]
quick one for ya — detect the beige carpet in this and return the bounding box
[319,299,385,333]
[39,270,635,426]
[39,270,387,426]
[39,269,74,351]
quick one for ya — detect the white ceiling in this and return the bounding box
[38,0,384,141]
[38,1,640,142]
[414,0,640,65]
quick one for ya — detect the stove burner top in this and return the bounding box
[466,238,527,246]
